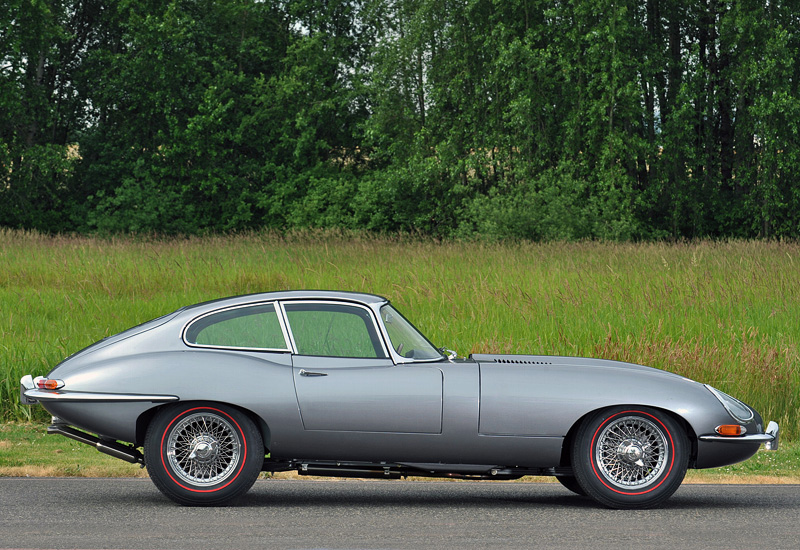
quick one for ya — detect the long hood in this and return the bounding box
[470,353,728,439]
[470,353,688,380]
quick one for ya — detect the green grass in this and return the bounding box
[0,422,148,478]
[2,230,799,443]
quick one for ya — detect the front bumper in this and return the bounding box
[699,421,780,451]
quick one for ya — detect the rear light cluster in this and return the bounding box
[37,379,64,390]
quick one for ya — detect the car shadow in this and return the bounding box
[228,479,800,511]
[87,478,796,511]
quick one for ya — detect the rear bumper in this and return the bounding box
[19,375,39,405]
[699,421,780,451]
[20,374,178,404]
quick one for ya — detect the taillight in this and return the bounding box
[37,379,64,390]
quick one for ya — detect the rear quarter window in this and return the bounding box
[184,303,288,350]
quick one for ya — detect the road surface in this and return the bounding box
[1,478,798,549]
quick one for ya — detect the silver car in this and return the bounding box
[21,290,779,509]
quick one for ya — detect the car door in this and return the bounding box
[284,301,444,434]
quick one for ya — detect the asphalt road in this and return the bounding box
[1,478,798,550]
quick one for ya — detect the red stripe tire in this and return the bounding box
[144,402,263,506]
[571,406,689,509]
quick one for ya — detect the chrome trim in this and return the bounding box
[699,420,779,450]
[375,303,445,365]
[298,369,328,377]
[278,299,390,359]
[182,301,292,352]
[704,384,755,423]
[698,434,773,443]
[442,349,459,360]
[20,375,35,391]
[764,421,780,451]
[20,375,39,405]
[23,389,179,403]
[276,301,296,352]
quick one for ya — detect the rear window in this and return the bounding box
[184,303,289,351]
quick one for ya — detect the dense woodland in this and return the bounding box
[2,0,799,239]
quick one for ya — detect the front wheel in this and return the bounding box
[555,475,586,496]
[571,407,689,509]
[144,403,263,506]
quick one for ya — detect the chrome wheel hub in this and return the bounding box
[188,436,217,461]
[595,415,668,489]
[166,412,241,487]
[618,440,645,465]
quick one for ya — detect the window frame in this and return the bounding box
[378,303,444,363]
[278,300,390,359]
[182,302,292,352]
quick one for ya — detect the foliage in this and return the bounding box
[2,232,799,442]
[2,1,800,238]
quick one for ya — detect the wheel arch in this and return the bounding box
[560,404,699,468]
[136,400,272,455]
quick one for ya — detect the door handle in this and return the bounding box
[298,369,328,377]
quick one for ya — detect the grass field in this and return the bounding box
[2,229,799,447]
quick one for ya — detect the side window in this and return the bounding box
[185,303,288,350]
[284,303,386,358]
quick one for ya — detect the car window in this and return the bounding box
[380,304,443,361]
[284,302,386,358]
[185,303,288,350]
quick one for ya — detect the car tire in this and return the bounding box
[144,402,263,506]
[555,475,587,496]
[571,406,688,509]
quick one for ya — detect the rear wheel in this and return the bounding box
[144,403,263,506]
[571,407,688,509]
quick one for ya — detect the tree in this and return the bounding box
[0,0,101,230]
[2,0,799,239]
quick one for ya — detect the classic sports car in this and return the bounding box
[21,291,778,509]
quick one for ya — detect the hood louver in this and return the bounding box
[492,358,552,365]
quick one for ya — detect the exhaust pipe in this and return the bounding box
[47,422,144,465]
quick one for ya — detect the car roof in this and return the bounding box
[177,290,390,315]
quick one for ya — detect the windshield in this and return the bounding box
[380,304,443,361]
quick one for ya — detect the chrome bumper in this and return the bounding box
[20,374,178,404]
[698,421,780,451]
[19,375,39,405]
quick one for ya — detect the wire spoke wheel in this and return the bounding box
[594,415,668,490]
[167,412,241,487]
[572,407,688,509]
[145,403,263,506]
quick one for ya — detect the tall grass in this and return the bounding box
[2,230,798,438]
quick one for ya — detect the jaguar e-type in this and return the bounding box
[20,290,779,509]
